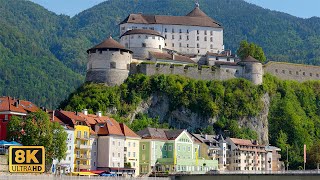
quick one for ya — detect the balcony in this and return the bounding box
[76,135,90,140]
[75,144,91,149]
[78,164,91,169]
[76,154,91,159]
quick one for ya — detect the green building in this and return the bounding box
[137,128,218,175]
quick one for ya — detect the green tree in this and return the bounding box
[237,40,266,63]
[7,111,67,171]
[6,116,23,141]
[307,140,320,169]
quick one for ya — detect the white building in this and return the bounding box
[50,111,75,174]
[119,3,224,56]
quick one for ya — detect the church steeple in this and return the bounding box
[195,1,200,8]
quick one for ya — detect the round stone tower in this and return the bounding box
[86,36,133,86]
[120,29,165,59]
[237,56,263,85]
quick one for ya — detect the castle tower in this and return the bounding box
[120,29,165,59]
[86,37,133,86]
[237,56,263,85]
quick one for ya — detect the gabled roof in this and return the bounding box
[137,128,191,141]
[120,29,164,38]
[186,7,209,18]
[149,51,195,64]
[87,37,132,53]
[120,7,222,28]
[229,138,260,147]
[119,123,140,138]
[0,96,38,114]
[96,117,124,136]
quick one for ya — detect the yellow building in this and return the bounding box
[74,124,91,172]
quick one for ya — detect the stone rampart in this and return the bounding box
[264,61,320,82]
[133,63,238,81]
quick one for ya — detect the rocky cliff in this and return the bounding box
[129,92,270,144]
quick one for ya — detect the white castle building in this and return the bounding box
[119,3,224,57]
[86,3,264,86]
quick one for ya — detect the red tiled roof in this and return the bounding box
[120,123,140,138]
[230,138,254,146]
[87,37,132,53]
[0,96,38,114]
[120,29,164,38]
[97,117,124,136]
[121,7,222,28]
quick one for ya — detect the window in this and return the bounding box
[204,37,207,41]
[310,73,313,76]
[210,37,213,42]
[198,50,200,53]
[210,44,213,49]
[138,35,141,38]
[168,145,172,151]
[204,30,207,35]
[210,31,213,35]
[112,152,115,157]
[172,43,174,47]
[118,141,121,146]
[187,36,189,40]
[125,43,128,48]
[128,152,131,157]
[128,142,131,147]
[164,28,167,32]
[152,36,155,39]
[165,34,167,39]
[275,69,278,73]
[187,44,189,48]
[303,72,306,76]
[145,35,148,39]
[197,30,199,34]
[187,29,189,33]
[142,144,145,150]
[118,153,120,157]
[197,43,199,48]
[179,43,182,47]
[172,29,175,33]
[188,147,191,152]
[164,145,167,151]
[178,146,180,151]
[133,142,136,147]
[159,45,161,49]
[133,152,136,157]
[110,62,116,69]
[197,36,199,41]
[179,35,182,40]
[142,43,146,47]
[172,35,174,39]
[77,131,81,138]
[165,43,167,46]
[179,29,182,33]
[282,70,285,74]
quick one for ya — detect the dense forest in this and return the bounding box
[60,74,320,169]
[1,0,320,108]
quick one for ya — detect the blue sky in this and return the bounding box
[29,0,320,18]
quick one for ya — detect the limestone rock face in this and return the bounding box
[130,92,270,144]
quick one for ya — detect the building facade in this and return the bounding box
[0,97,38,140]
[137,128,218,175]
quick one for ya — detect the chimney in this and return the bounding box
[83,109,88,116]
[204,134,208,140]
[96,111,102,117]
[17,99,20,105]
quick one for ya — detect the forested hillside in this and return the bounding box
[2,0,320,108]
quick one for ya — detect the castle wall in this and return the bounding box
[134,63,239,81]
[86,50,131,86]
[120,34,165,59]
[120,23,224,55]
[264,61,320,82]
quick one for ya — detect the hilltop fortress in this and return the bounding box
[85,3,320,86]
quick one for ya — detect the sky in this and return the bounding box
[28,0,320,18]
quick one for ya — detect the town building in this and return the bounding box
[55,110,94,172]
[96,117,139,177]
[50,111,75,174]
[0,96,38,140]
[137,128,218,175]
